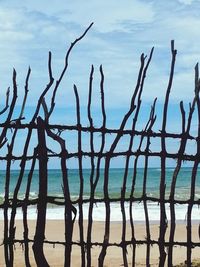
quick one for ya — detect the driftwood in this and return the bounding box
[0,23,199,267]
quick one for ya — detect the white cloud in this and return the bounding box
[0,0,200,111]
[0,0,155,33]
[177,0,200,4]
[58,0,155,33]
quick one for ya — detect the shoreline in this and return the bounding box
[1,201,200,221]
[0,220,199,266]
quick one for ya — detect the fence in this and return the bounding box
[0,23,200,267]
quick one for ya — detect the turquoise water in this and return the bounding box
[0,167,199,201]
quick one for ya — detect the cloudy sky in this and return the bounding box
[0,0,200,107]
[0,0,200,167]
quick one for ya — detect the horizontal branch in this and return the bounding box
[0,195,199,209]
[0,122,197,140]
[7,238,200,249]
[1,150,200,162]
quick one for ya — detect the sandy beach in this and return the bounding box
[0,220,199,266]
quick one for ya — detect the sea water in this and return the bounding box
[0,168,199,221]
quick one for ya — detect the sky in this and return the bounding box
[0,0,200,168]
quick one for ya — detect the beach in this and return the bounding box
[0,168,200,266]
[0,220,199,267]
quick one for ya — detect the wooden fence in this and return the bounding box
[0,24,200,266]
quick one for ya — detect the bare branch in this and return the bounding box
[0,87,10,115]
[47,23,94,120]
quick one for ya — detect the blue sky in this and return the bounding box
[0,0,199,107]
[0,0,200,168]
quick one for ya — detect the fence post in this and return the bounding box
[32,116,49,267]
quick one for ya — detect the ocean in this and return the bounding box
[0,168,199,221]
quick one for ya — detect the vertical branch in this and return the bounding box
[19,67,31,120]
[31,52,54,123]
[168,93,196,266]
[129,99,156,267]
[92,66,107,191]
[99,65,106,127]
[168,101,185,267]
[87,65,107,267]
[186,63,200,266]
[4,147,13,267]
[0,69,17,148]
[86,65,95,267]
[60,150,75,267]
[143,144,151,267]
[45,121,76,267]
[74,85,85,267]
[159,40,177,267]
[3,69,18,267]
[0,87,10,116]
[142,99,157,267]
[23,148,37,267]
[32,117,49,267]
[8,67,31,266]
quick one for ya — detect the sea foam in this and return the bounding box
[0,202,199,222]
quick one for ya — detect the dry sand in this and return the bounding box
[0,220,199,266]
